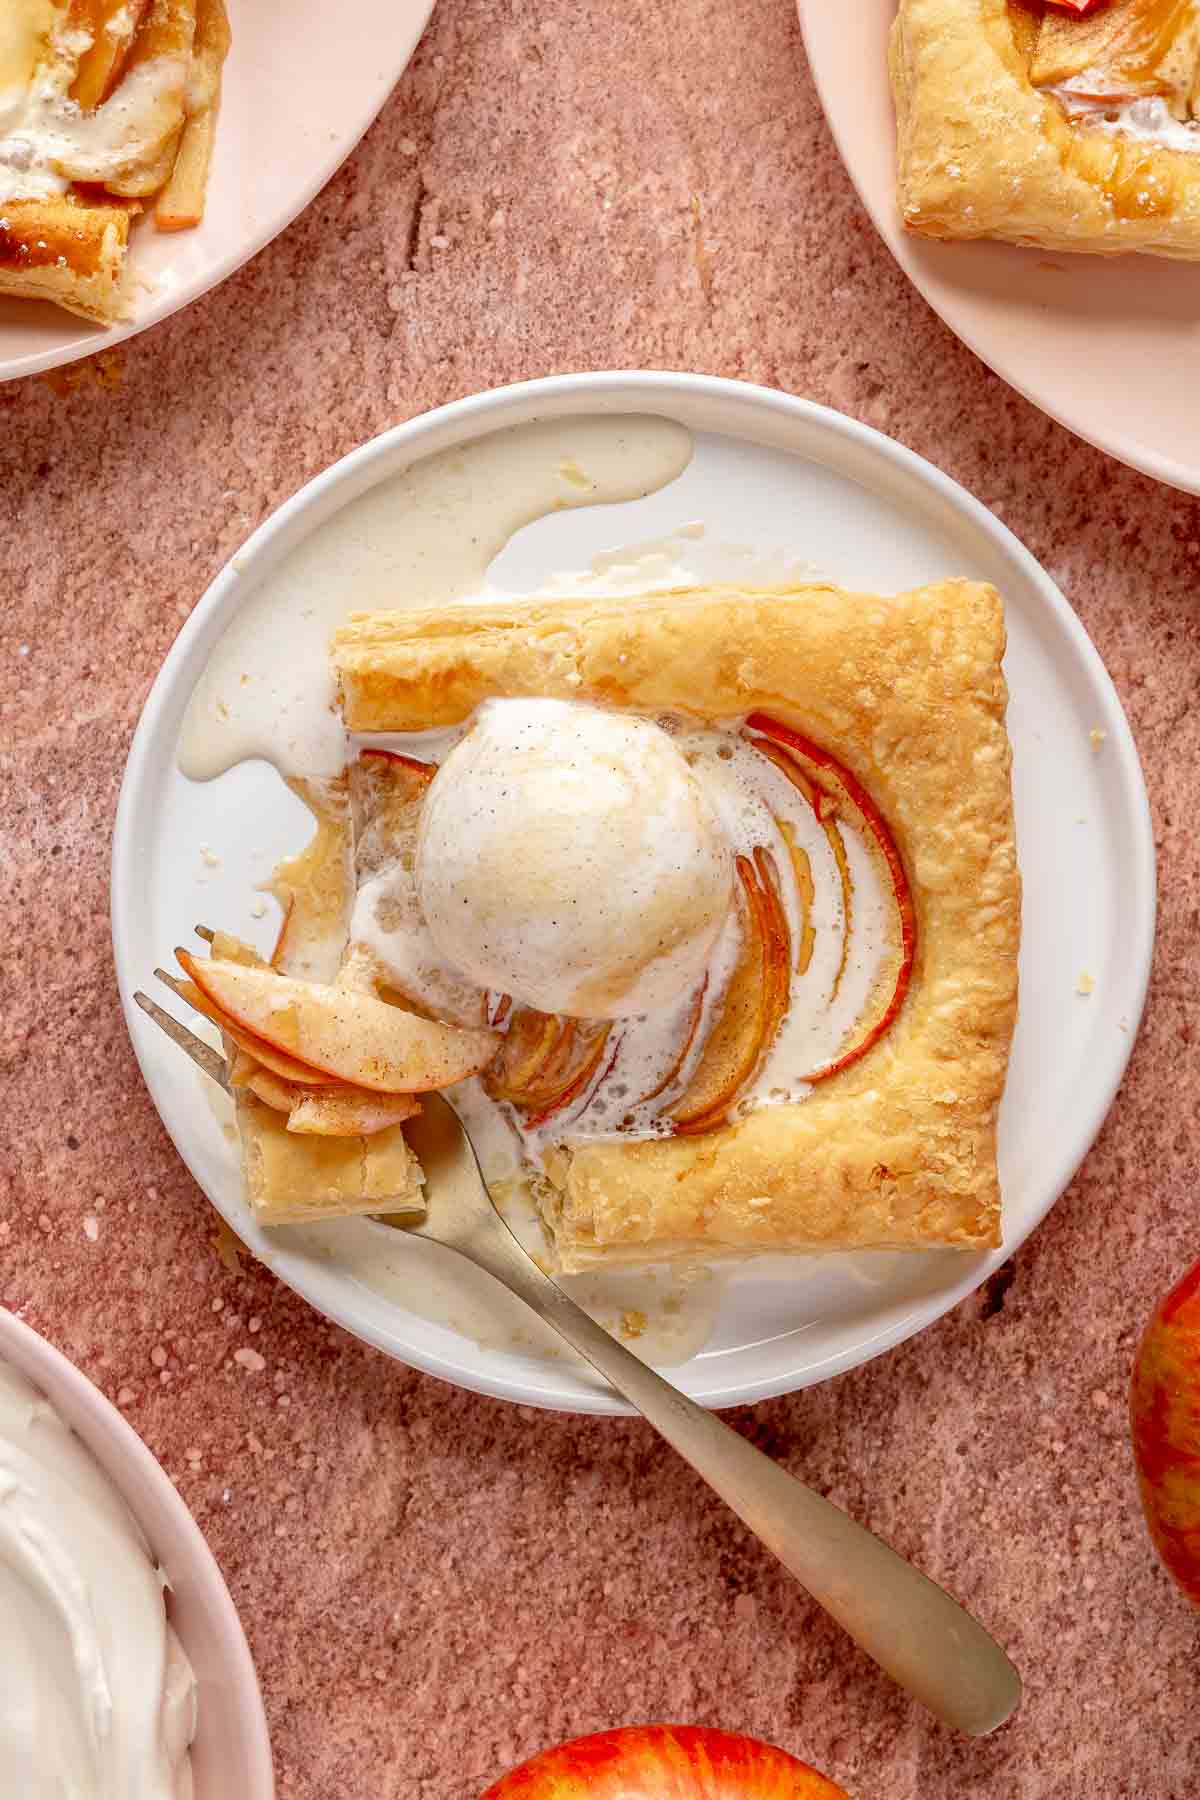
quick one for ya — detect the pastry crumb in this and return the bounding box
[250,896,268,919]
[1077,971,1094,996]
[619,1309,647,1340]
[209,1213,246,1273]
[1089,729,1107,753]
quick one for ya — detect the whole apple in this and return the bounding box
[479,1725,851,1798]
[1130,1256,1200,1607]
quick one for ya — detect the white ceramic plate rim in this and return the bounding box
[795,0,1200,495]
[0,1307,274,1796]
[112,371,1156,1415]
[0,1,435,384]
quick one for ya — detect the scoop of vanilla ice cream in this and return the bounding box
[415,699,734,1018]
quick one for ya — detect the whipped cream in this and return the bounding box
[0,1358,197,1800]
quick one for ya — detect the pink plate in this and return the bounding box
[0,0,434,384]
[798,0,1200,493]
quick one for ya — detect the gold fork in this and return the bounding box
[134,983,1021,1736]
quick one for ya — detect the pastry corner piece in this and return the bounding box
[237,1096,424,1229]
[891,0,1200,259]
[0,199,133,324]
[333,580,1021,1273]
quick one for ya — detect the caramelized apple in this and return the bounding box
[1031,0,1192,94]
[670,850,790,1134]
[266,777,353,980]
[746,714,917,1083]
[485,1009,612,1126]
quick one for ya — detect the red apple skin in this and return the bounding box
[1131,1258,1200,1607]
[479,1725,850,1800]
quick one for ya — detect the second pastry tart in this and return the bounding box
[891,0,1200,258]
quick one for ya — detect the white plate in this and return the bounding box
[112,372,1155,1416]
[0,1308,274,1800]
[0,0,434,383]
[798,0,1200,494]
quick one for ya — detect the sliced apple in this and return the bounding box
[746,713,917,1083]
[177,951,498,1093]
[70,0,150,110]
[483,1009,568,1105]
[1031,0,1181,91]
[776,819,816,976]
[177,977,348,1087]
[629,981,706,1110]
[670,851,790,1135]
[287,1090,421,1138]
[208,928,269,969]
[348,750,436,867]
[266,777,352,981]
[245,1066,302,1113]
[227,1047,261,1088]
[523,1021,613,1128]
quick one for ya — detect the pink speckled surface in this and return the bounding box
[2,3,1198,1797]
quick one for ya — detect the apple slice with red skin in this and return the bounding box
[177,950,498,1093]
[485,1009,613,1127]
[670,849,790,1135]
[746,712,917,1083]
[480,1724,850,1800]
[1131,1256,1200,1608]
[349,748,436,851]
[484,1009,570,1105]
[625,979,706,1112]
[243,1065,420,1136]
[522,1020,614,1129]
[177,977,349,1088]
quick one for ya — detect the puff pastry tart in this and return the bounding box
[0,0,230,322]
[322,582,1021,1271]
[892,0,1200,257]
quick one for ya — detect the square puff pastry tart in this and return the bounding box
[333,582,1021,1272]
[891,0,1200,258]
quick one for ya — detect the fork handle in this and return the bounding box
[449,1228,1020,1737]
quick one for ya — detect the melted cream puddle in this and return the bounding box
[179,415,694,783]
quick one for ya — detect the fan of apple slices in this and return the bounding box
[176,712,916,1148]
[174,930,498,1140]
[457,713,914,1139]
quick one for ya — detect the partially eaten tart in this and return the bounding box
[0,0,230,321]
[892,0,1200,257]
[172,581,1020,1272]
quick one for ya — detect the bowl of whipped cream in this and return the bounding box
[0,1307,274,1799]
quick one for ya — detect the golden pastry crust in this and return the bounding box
[0,197,132,322]
[891,0,1200,258]
[236,1094,424,1228]
[333,582,1020,1269]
